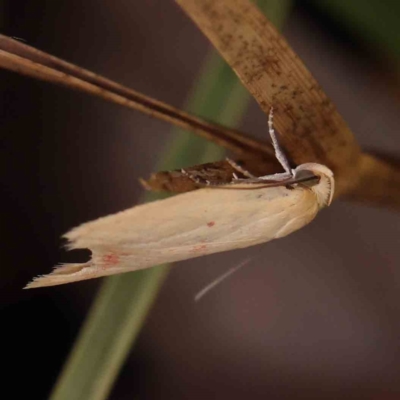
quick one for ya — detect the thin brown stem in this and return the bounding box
[0,34,272,159]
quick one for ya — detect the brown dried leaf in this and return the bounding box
[1,24,400,209]
[141,156,280,193]
[176,0,361,196]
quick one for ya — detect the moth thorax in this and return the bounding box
[294,163,335,208]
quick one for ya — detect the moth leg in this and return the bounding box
[268,107,293,176]
[226,157,256,179]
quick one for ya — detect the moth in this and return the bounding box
[25,109,334,288]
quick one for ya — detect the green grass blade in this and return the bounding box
[306,0,400,60]
[50,1,292,399]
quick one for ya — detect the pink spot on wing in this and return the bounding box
[207,221,215,227]
[102,253,120,267]
[190,244,207,253]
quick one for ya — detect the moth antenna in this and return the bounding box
[268,107,292,175]
[194,258,252,302]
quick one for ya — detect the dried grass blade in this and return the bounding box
[0,34,270,158]
[176,0,361,195]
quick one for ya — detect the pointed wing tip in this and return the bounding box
[23,275,61,289]
[23,280,41,289]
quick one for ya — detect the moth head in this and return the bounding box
[294,163,334,208]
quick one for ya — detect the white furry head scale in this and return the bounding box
[293,163,334,208]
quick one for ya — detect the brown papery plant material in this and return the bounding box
[175,0,400,208]
[1,0,400,209]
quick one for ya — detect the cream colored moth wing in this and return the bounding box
[26,162,333,288]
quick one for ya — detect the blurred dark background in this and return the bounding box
[2,1,400,399]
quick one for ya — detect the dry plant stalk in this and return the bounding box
[175,0,400,210]
[0,35,271,159]
[1,0,399,209]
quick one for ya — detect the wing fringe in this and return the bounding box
[24,262,91,289]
